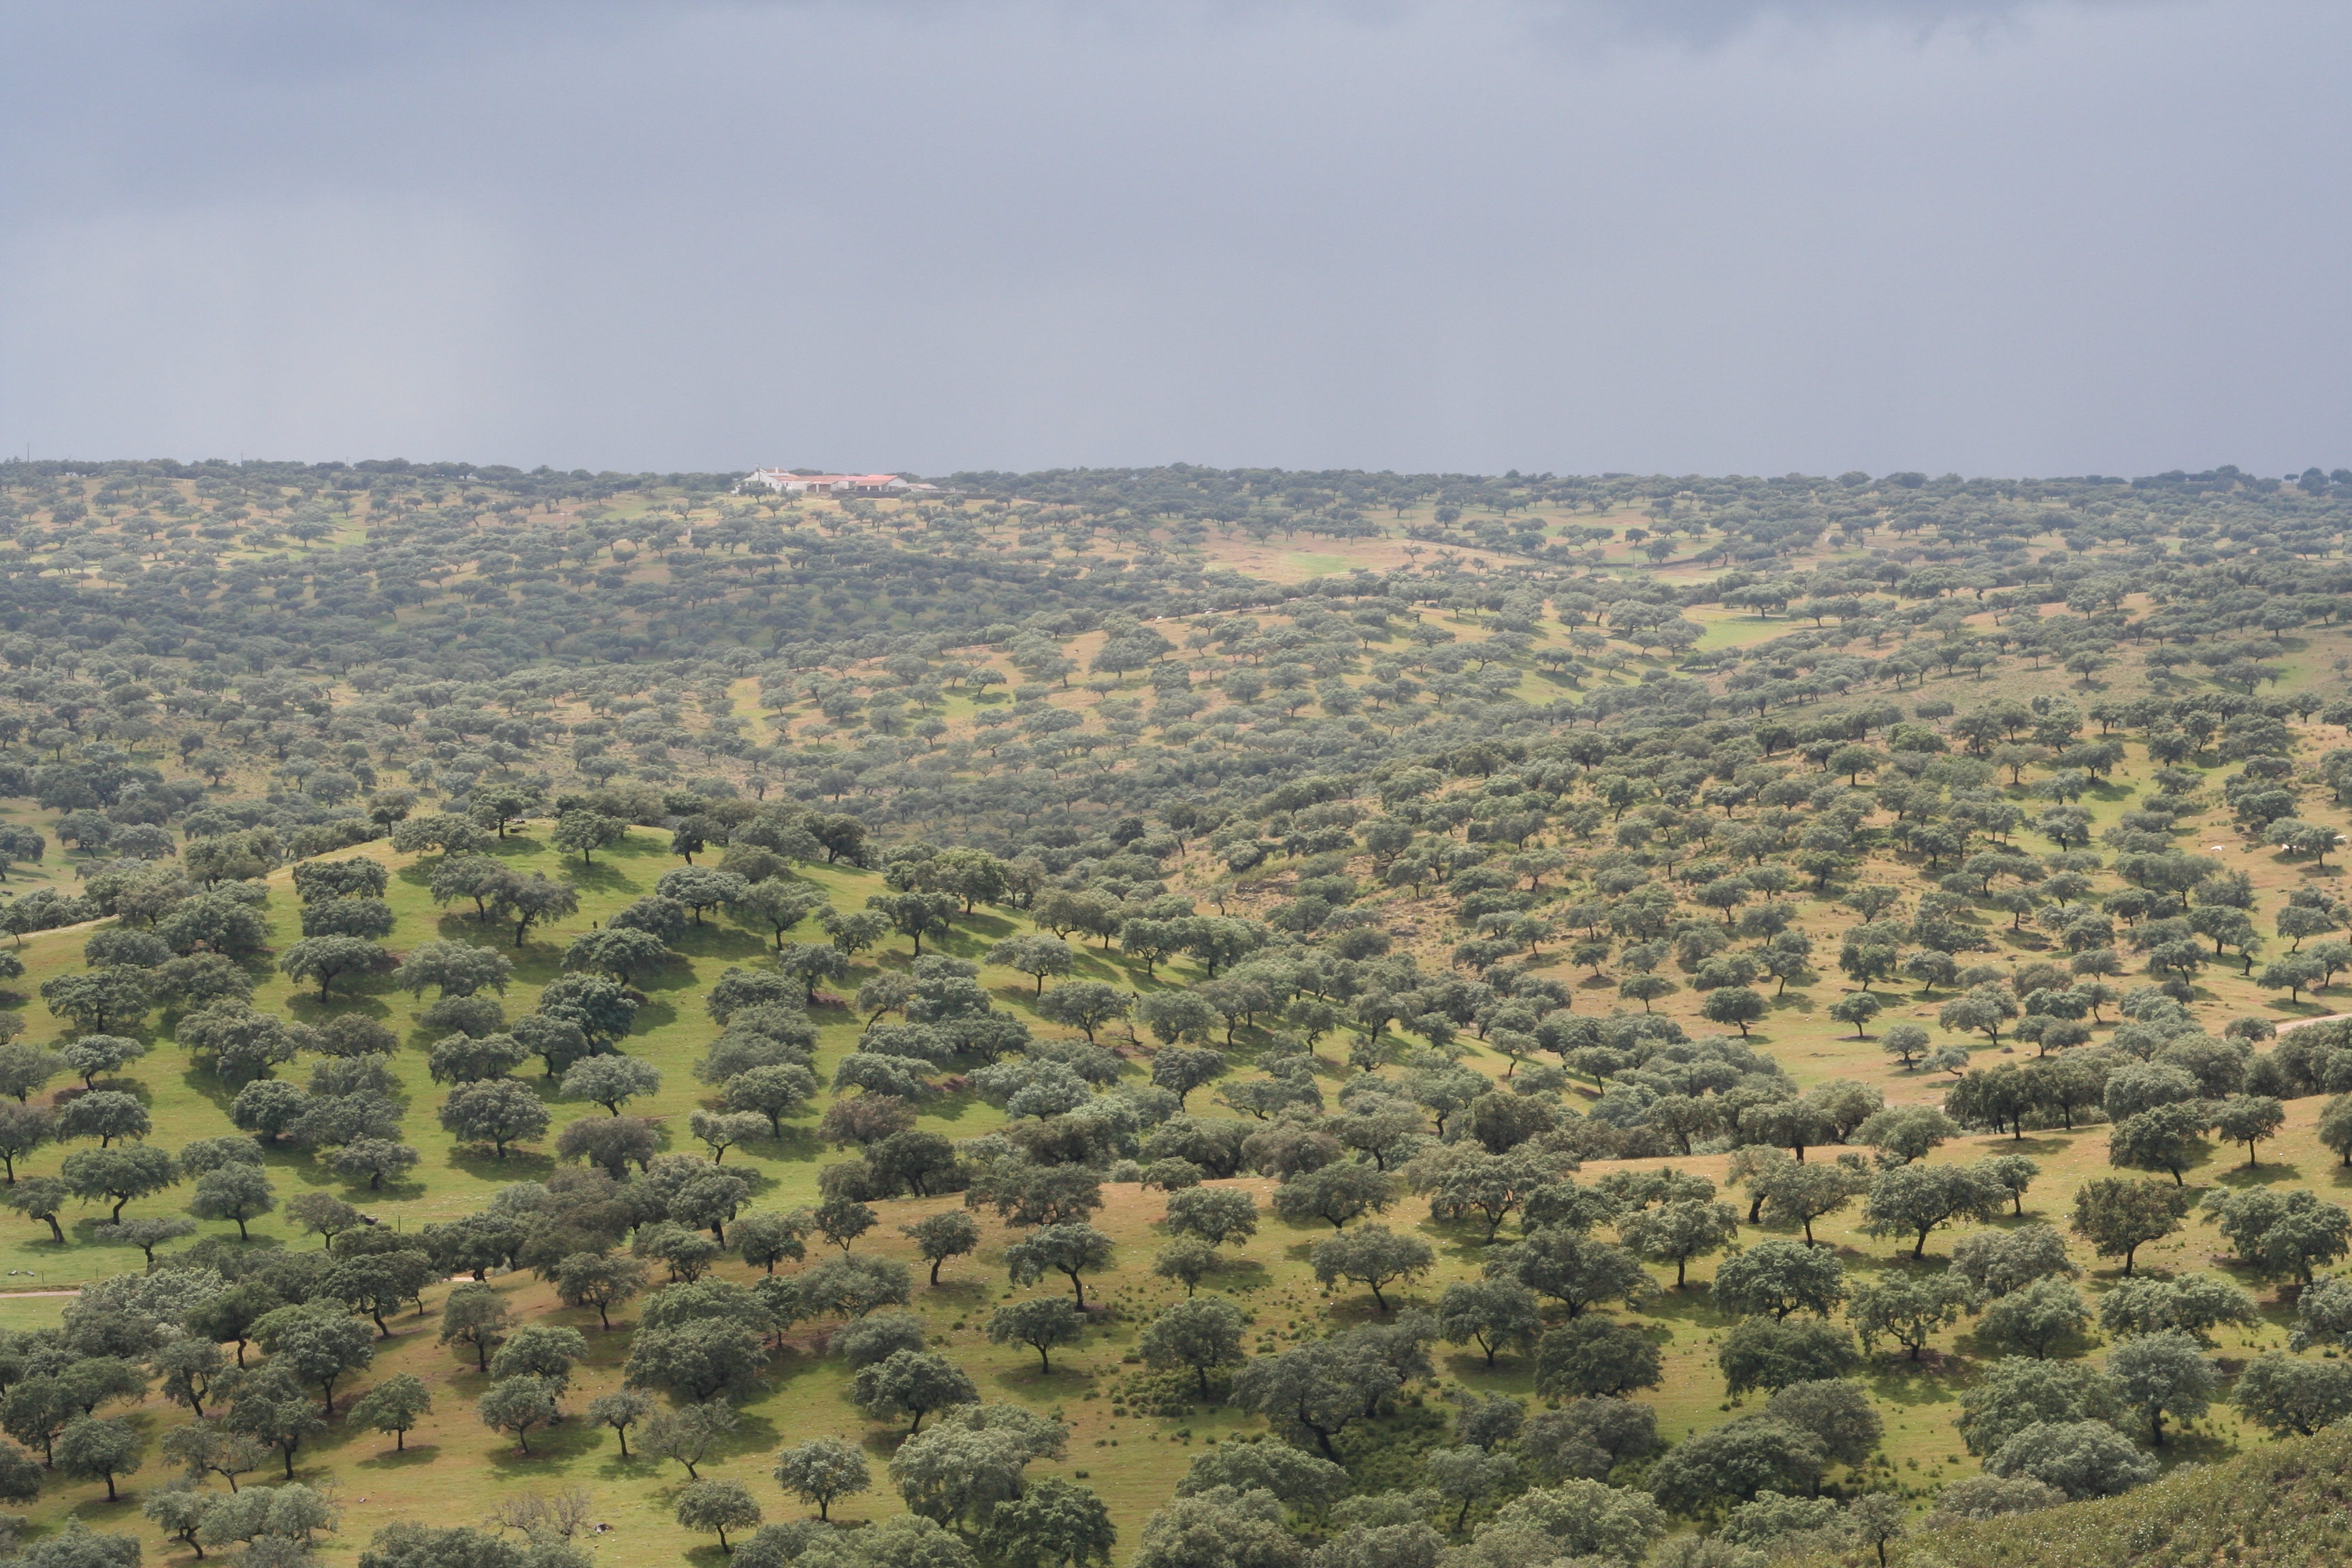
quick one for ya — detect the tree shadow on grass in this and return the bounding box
[2211,1160,2304,1190]
[1203,1257,1270,1295]
[918,1088,997,1127]
[986,1362,1098,1398]
[355,1443,440,1470]
[1972,1134,2072,1159]
[186,1235,292,1274]
[719,1409,780,1458]
[1440,1348,1532,1384]
[606,834,673,866]
[918,1276,995,1308]
[561,861,642,897]
[2155,1427,2239,1469]
[435,911,508,942]
[284,992,395,1026]
[713,1160,779,1201]
[1639,1286,1736,1333]
[934,930,998,966]
[487,1418,605,1471]
[637,964,705,999]
[446,1146,555,1183]
[1067,950,1134,985]
[1865,1354,1967,1407]
[1844,1250,1953,1284]
[176,1064,240,1118]
[741,1125,824,1165]
[674,926,770,964]
[497,943,565,984]
[594,1450,659,1482]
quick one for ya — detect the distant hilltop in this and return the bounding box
[741,470,941,496]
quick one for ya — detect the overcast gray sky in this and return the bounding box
[2,0,2345,478]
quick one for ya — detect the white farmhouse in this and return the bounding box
[744,470,935,497]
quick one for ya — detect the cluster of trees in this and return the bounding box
[3,456,2352,1558]
[3,455,2349,897]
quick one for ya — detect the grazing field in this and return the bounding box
[0,457,2348,1567]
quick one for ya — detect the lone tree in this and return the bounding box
[561,1054,662,1115]
[562,928,673,986]
[491,873,581,947]
[438,1079,551,1158]
[1436,1278,1543,1367]
[901,1210,981,1285]
[61,1144,179,1222]
[772,1437,871,1521]
[1618,1198,1740,1286]
[7,1177,68,1243]
[1034,981,1132,1043]
[1701,985,1768,1039]
[1830,992,1882,1039]
[1535,1317,1665,1401]
[850,1349,978,1435]
[1149,1045,1226,1108]
[1006,1223,1117,1307]
[1850,1275,1971,1361]
[1164,1187,1260,1247]
[349,1373,434,1452]
[551,810,628,866]
[990,934,1075,994]
[252,1305,377,1417]
[278,936,391,1001]
[1231,1339,1401,1460]
[2211,1094,2286,1169]
[438,1281,514,1371]
[284,1191,362,1249]
[2234,1351,2352,1437]
[2206,1187,2352,1285]
[1712,1239,1849,1322]
[1861,1163,2006,1259]
[2072,1177,2196,1277]
[640,1401,738,1480]
[987,1296,1085,1373]
[866,890,957,956]
[54,1416,142,1501]
[1271,1163,1395,1230]
[587,1388,655,1456]
[188,1164,276,1241]
[978,1477,1117,1568]
[1139,1296,1247,1396]
[675,1477,764,1553]
[2108,1330,2219,1446]
[1310,1224,1435,1312]
[478,1375,561,1455]
[2108,1103,2211,1186]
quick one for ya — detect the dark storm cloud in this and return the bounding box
[1529,0,2154,46]
[0,0,2343,478]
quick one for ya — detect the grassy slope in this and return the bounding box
[12,750,2349,1565]
[1794,1421,2352,1568]
[1,509,2348,1563]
